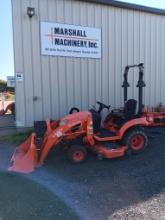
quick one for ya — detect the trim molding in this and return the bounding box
[75,0,165,15]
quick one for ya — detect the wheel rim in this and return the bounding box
[72,151,84,162]
[130,135,144,151]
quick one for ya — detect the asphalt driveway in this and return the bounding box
[1,127,165,220]
[0,172,77,220]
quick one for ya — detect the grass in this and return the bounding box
[0,131,33,144]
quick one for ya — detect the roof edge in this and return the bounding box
[77,0,165,15]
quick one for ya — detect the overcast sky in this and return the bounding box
[0,0,165,81]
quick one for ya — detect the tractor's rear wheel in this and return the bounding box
[123,129,148,154]
[67,145,87,163]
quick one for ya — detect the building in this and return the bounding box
[12,0,165,127]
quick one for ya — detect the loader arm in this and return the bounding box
[38,132,62,166]
[8,119,87,173]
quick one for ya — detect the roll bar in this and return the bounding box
[122,63,146,115]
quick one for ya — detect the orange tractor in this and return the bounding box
[9,63,165,173]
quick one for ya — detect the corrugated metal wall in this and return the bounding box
[12,0,165,127]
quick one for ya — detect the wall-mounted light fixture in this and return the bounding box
[27,7,35,18]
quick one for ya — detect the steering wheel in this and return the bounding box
[97,101,111,114]
[69,107,80,114]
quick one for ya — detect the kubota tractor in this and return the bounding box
[8,63,165,173]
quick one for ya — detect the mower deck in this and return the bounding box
[94,145,128,159]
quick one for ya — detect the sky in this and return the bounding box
[0,0,14,81]
[0,0,165,81]
[118,0,165,8]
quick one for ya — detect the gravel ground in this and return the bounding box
[1,128,165,220]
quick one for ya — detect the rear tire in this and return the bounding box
[123,129,148,154]
[67,145,87,163]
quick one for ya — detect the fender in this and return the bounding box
[118,117,150,138]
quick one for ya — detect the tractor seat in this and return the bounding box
[104,99,137,127]
[123,99,137,119]
[111,99,137,120]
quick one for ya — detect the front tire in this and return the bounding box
[67,145,87,163]
[123,129,148,154]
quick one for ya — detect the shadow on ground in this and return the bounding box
[41,128,165,219]
[0,172,77,220]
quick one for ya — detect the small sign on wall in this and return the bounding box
[16,73,23,82]
[40,22,101,59]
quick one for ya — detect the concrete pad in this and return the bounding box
[0,115,15,128]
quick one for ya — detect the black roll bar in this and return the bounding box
[122,63,146,115]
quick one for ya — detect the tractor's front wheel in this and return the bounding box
[123,129,148,154]
[67,145,87,163]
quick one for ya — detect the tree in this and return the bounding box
[0,80,7,92]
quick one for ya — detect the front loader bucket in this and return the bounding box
[8,133,38,174]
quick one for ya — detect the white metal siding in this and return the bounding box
[12,0,165,127]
